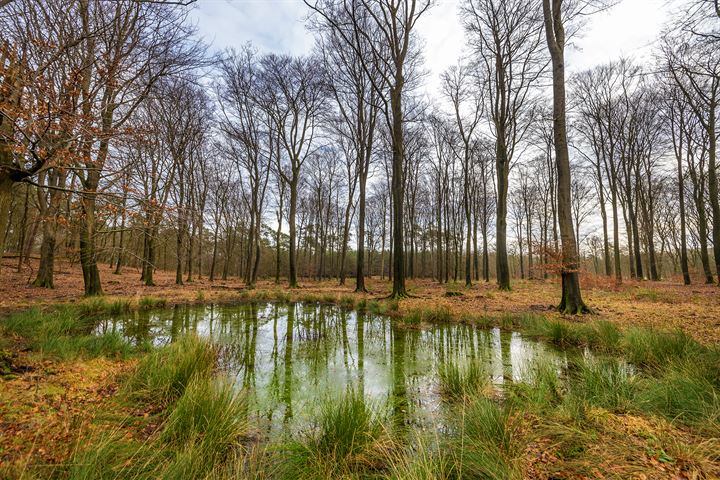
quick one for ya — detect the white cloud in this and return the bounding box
[192,0,672,87]
[190,0,314,55]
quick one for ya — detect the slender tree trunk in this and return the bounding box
[543,0,588,313]
[495,141,510,290]
[708,108,720,284]
[356,169,368,292]
[288,177,299,288]
[390,86,407,298]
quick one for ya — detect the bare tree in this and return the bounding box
[462,0,545,290]
[541,0,594,313]
[663,32,720,284]
[259,54,326,288]
[441,64,483,286]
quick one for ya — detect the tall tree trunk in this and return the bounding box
[390,86,407,298]
[356,168,368,292]
[708,108,720,284]
[543,0,588,313]
[495,140,510,290]
[79,184,103,296]
[288,177,299,288]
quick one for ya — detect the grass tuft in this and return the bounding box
[455,398,521,479]
[2,307,132,360]
[282,389,390,478]
[138,296,167,311]
[623,328,703,369]
[338,295,356,310]
[566,357,637,414]
[123,335,216,409]
[438,359,489,400]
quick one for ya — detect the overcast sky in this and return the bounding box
[191,0,673,95]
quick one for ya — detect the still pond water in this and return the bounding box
[95,302,568,438]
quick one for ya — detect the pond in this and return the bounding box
[94,302,568,439]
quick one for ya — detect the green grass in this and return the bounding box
[138,296,168,311]
[506,356,563,411]
[320,293,337,304]
[387,436,456,480]
[69,336,250,480]
[122,335,216,408]
[281,389,390,478]
[455,398,521,479]
[1,307,133,360]
[565,357,637,414]
[519,315,621,352]
[622,328,703,369]
[438,359,489,400]
[338,295,356,310]
[159,375,249,478]
[636,353,720,433]
[273,290,291,303]
[367,300,383,314]
[71,375,247,480]
[299,293,320,304]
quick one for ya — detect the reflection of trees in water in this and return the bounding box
[283,303,295,424]
[98,302,556,438]
[390,325,407,433]
[357,311,365,398]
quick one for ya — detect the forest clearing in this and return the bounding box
[2,261,720,479]
[2,0,720,478]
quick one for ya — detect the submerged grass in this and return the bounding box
[438,359,489,400]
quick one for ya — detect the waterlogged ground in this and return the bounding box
[94,302,566,438]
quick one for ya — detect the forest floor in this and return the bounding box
[2,257,720,343]
[1,258,720,478]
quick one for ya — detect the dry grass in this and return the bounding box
[0,352,132,476]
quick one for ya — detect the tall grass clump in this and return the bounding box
[77,297,111,317]
[565,357,637,413]
[123,335,216,408]
[320,293,337,304]
[454,398,521,479]
[108,299,132,315]
[338,295,356,310]
[159,376,249,478]
[438,359,489,400]
[138,296,168,311]
[386,436,456,480]
[506,356,563,411]
[273,290,291,303]
[367,300,383,315]
[623,328,703,368]
[520,315,622,352]
[282,389,389,478]
[590,320,622,352]
[636,353,720,433]
[70,375,248,480]
[69,431,163,480]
